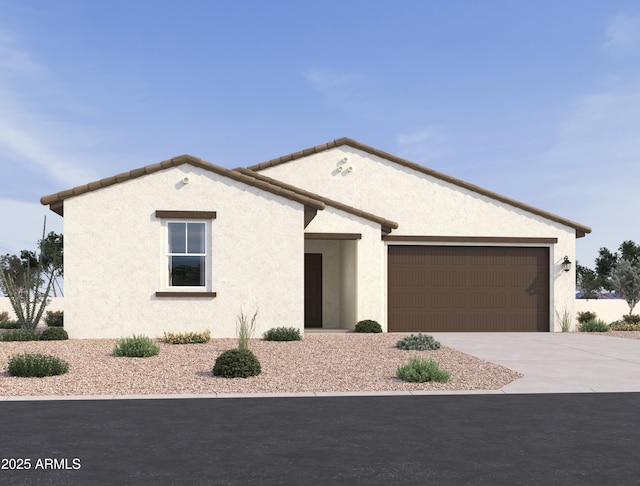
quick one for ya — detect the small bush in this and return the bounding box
[609,321,640,331]
[396,333,441,351]
[39,327,69,341]
[622,314,640,325]
[212,348,261,378]
[397,357,450,383]
[263,327,302,341]
[113,335,160,358]
[7,353,69,377]
[0,320,21,329]
[44,310,64,327]
[0,311,9,322]
[577,311,597,324]
[163,330,211,344]
[355,320,382,333]
[579,319,610,332]
[0,329,41,342]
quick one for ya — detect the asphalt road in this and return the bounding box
[1,393,639,485]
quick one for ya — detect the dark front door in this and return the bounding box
[304,253,323,328]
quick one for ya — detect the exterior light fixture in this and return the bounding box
[562,256,572,272]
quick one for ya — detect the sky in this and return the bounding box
[0,0,639,269]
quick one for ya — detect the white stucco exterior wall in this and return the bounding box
[263,146,581,331]
[62,165,304,339]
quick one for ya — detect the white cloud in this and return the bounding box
[0,26,100,189]
[602,12,640,49]
[304,67,357,94]
[395,126,451,163]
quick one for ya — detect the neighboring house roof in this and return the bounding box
[246,137,592,238]
[235,167,399,233]
[40,154,326,216]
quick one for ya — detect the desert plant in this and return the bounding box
[396,333,441,351]
[622,314,640,324]
[611,259,640,315]
[354,320,382,333]
[0,320,21,329]
[579,319,610,332]
[212,348,261,378]
[0,311,9,322]
[609,321,640,331]
[263,327,302,341]
[396,357,450,383]
[44,310,64,327]
[577,311,597,324]
[39,327,69,341]
[113,335,160,357]
[7,353,69,377]
[555,308,573,333]
[237,309,258,350]
[163,330,211,344]
[0,329,41,341]
[0,219,55,330]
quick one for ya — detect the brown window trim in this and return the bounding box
[155,210,217,219]
[155,291,217,298]
[382,235,558,244]
[305,233,362,240]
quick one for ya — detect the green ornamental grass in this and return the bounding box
[8,353,69,377]
[262,327,302,341]
[397,357,450,383]
[0,329,41,341]
[113,335,160,357]
[579,319,610,332]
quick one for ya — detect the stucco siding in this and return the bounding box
[63,165,304,339]
[263,146,579,331]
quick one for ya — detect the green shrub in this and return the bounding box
[622,314,640,324]
[396,333,441,351]
[0,329,41,341]
[7,353,69,377]
[579,319,610,332]
[0,311,9,322]
[0,320,21,329]
[609,321,640,331]
[577,311,597,324]
[113,335,160,357]
[263,327,302,341]
[44,310,64,327]
[397,357,450,383]
[354,320,382,333]
[212,348,261,378]
[163,330,211,344]
[39,327,69,341]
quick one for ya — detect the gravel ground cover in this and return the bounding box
[0,333,522,397]
[601,331,640,340]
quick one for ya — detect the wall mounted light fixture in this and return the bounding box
[562,256,572,272]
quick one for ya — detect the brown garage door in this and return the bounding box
[388,246,549,332]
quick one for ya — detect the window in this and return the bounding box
[167,222,206,287]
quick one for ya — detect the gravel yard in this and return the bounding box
[0,333,522,397]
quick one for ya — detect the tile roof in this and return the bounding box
[40,154,326,216]
[246,137,592,238]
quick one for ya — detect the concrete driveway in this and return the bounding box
[429,332,640,394]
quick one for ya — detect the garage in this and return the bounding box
[388,246,550,332]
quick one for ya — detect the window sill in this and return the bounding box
[155,291,217,298]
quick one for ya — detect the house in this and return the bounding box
[41,138,591,338]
